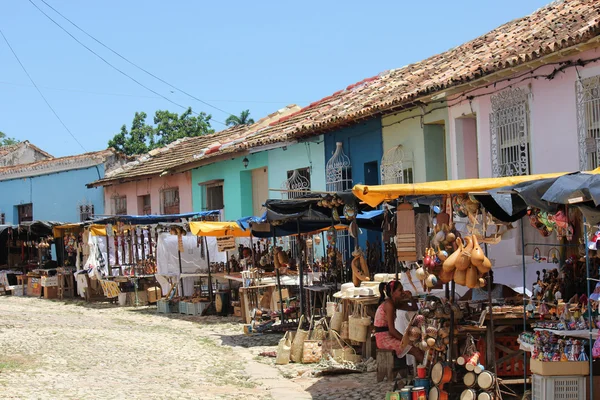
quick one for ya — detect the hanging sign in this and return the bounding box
[217,236,236,252]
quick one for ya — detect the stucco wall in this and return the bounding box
[103,171,193,215]
[448,47,600,179]
[267,137,326,199]
[192,152,268,221]
[382,105,450,183]
[0,165,105,224]
[0,144,50,167]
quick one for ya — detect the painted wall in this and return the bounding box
[323,119,383,248]
[448,48,600,180]
[382,105,451,183]
[444,47,600,275]
[267,137,326,199]
[103,171,193,215]
[0,165,105,224]
[192,152,268,221]
[323,119,383,187]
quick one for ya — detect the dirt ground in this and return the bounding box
[0,297,392,400]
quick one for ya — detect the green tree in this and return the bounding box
[0,131,19,146]
[225,110,254,127]
[108,108,213,156]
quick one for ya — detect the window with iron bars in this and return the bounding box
[490,87,531,177]
[161,188,180,215]
[577,75,600,170]
[79,204,94,222]
[113,196,127,215]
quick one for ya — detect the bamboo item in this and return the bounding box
[396,203,417,261]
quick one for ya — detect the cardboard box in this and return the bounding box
[234,306,242,317]
[147,287,161,303]
[43,286,58,300]
[126,291,148,306]
[530,358,589,376]
[41,276,58,287]
[27,277,41,297]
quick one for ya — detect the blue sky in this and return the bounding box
[1,0,551,157]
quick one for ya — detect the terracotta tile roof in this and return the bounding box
[89,105,302,186]
[0,149,120,181]
[0,141,53,159]
[239,0,600,148]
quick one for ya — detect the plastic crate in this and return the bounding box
[532,374,585,400]
[178,301,187,314]
[477,335,530,377]
[185,302,208,316]
[157,299,171,314]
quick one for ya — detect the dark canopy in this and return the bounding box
[91,210,220,225]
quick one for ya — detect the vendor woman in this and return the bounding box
[374,281,424,363]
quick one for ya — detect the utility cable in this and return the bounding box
[0,28,87,152]
[27,0,225,126]
[37,0,236,118]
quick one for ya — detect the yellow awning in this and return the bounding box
[53,223,84,238]
[189,221,250,237]
[89,224,133,236]
[353,168,600,207]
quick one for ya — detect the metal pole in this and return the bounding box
[584,219,593,400]
[485,242,496,372]
[105,234,111,277]
[272,226,286,322]
[297,220,305,317]
[520,219,527,393]
[178,248,184,297]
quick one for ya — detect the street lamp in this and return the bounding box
[242,157,249,169]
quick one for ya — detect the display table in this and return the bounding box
[304,284,336,318]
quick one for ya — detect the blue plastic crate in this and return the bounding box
[157,299,171,314]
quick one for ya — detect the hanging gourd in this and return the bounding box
[443,237,463,272]
[455,236,473,271]
[466,265,479,289]
[454,267,467,286]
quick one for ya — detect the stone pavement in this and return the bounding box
[0,297,393,399]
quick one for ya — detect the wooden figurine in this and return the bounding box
[351,247,370,287]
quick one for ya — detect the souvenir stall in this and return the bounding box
[350,172,596,400]
[475,170,600,400]
[0,221,61,297]
[77,212,220,306]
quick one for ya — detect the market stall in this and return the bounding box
[349,169,600,399]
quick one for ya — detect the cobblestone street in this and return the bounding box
[0,297,390,400]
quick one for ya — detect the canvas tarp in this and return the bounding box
[189,221,250,237]
[352,168,600,207]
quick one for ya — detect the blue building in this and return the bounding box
[323,118,383,249]
[0,149,126,225]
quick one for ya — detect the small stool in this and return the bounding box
[376,349,408,382]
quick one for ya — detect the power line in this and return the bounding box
[27,0,225,126]
[36,0,235,118]
[0,28,87,152]
[0,80,310,104]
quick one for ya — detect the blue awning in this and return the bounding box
[91,210,220,225]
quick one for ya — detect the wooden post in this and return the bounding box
[205,236,213,304]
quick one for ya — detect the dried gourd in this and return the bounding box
[455,236,473,271]
[442,237,463,272]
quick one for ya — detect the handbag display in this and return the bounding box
[326,295,337,317]
[340,321,350,340]
[348,304,371,342]
[330,303,343,332]
[302,339,323,364]
[275,331,292,365]
[290,315,309,363]
[311,317,327,341]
